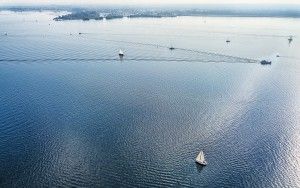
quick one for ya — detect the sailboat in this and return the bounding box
[288,36,293,43]
[169,42,175,50]
[119,49,124,57]
[195,151,207,166]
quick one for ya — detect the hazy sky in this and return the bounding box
[1,0,300,5]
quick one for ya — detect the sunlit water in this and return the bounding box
[0,11,300,187]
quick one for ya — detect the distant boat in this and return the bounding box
[260,60,272,65]
[79,32,83,35]
[119,49,124,57]
[226,39,231,43]
[4,32,7,36]
[288,36,293,43]
[195,151,207,166]
[169,46,175,50]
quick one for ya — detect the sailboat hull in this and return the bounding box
[195,160,207,166]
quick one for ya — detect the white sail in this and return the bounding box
[197,151,204,161]
[196,150,207,165]
[119,49,124,55]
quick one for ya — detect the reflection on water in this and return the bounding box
[0,11,300,187]
[196,164,205,173]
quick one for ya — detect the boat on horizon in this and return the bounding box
[195,151,207,166]
[119,49,124,57]
[260,60,272,65]
[288,36,293,43]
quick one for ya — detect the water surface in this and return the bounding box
[0,11,300,187]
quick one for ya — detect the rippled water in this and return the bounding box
[0,11,300,187]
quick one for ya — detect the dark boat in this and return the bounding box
[288,36,293,43]
[169,46,175,50]
[260,60,272,65]
[226,39,230,43]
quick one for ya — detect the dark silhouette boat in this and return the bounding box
[260,60,272,65]
[288,36,293,43]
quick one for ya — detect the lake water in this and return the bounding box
[0,11,300,187]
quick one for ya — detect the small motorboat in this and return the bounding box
[195,151,207,166]
[226,39,231,43]
[260,60,272,65]
[169,46,175,50]
[119,49,124,57]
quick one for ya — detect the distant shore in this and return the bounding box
[1,5,300,21]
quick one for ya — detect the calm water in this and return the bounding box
[0,11,300,187]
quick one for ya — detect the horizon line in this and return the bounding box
[2,3,300,6]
